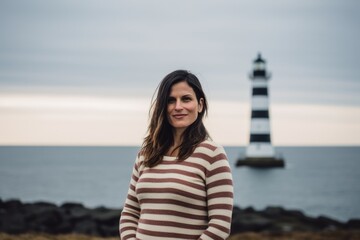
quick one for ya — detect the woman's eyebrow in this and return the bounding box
[169,93,193,98]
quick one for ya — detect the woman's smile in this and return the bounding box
[172,113,188,119]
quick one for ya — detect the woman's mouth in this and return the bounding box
[173,114,187,119]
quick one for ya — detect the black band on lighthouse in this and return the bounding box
[250,134,271,143]
[253,70,266,77]
[251,110,269,118]
[252,87,268,96]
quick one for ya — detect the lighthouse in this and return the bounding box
[236,53,284,168]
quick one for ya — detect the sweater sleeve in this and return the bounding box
[119,156,141,240]
[199,146,234,240]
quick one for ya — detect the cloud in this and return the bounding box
[0,93,359,146]
[0,0,359,145]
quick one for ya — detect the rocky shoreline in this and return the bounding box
[1,199,359,237]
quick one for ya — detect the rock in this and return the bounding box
[262,206,285,218]
[314,215,344,229]
[64,205,90,221]
[27,208,64,233]
[231,212,273,234]
[0,199,27,234]
[0,212,26,234]
[243,206,256,213]
[54,219,73,234]
[1,199,359,237]
[61,202,85,209]
[73,218,99,236]
[230,205,358,234]
[3,199,23,212]
[346,219,360,229]
[99,224,119,237]
[91,208,120,225]
[24,202,67,234]
[285,209,306,219]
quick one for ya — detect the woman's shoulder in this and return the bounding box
[134,151,146,167]
[195,139,228,166]
[197,139,226,154]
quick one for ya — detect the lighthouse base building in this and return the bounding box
[236,54,285,168]
[236,155,285,168]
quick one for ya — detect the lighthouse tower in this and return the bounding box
[236,53,284,168]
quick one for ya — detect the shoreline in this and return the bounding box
[1,198,359,237]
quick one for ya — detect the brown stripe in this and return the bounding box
[120,212,139,220]
[122,233,136,240]
[138,177,205,191]
[214,153,227,161]
[139,198,207,211]
[132,175,138,182]
[120,226,137,232]
[120,218,137,225]
[209,214,231,223]
[207,179,233,189]
[198,142,217,151]
[142,168,199,179]
[208,203,233,211]
[208,222,230,234]
[137,227,201,239]
[203,230,223,240]
[191,152,214,163]
[207,166,231,178]
[124,203,140,212]
[139,218,207,230]
[127,194,138,203]
[141,209,208,220]
[182,160,207,172]
[208,191,234,199]
[137,187,206,201]
[162,160,206,173]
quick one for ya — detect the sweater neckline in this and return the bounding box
[162,155,178,161]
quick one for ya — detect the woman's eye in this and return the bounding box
[183,97,192,102]
[168,98,175,104]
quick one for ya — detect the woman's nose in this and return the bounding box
[175,100,183,110]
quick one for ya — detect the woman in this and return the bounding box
[119,70,233,240]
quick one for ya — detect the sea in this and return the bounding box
[0,146,359,222]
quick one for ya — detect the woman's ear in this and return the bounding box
[198,98,204,113]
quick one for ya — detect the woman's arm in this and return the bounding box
[199,146,234,240]
[119,156,141,240]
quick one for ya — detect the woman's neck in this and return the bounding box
[173,128,185,145]
[167,129,184,156]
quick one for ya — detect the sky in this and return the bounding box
[0,0,359,146]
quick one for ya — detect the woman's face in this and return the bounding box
[167,81,203,133]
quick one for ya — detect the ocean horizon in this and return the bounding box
[1,145,359,222]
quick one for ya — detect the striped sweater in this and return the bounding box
[119,140,234,240]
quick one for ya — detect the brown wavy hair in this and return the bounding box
[141,70,210,167]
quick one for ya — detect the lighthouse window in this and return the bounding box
[250,134,271,143]
[252,87,268,96]
[251,110,269,118]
